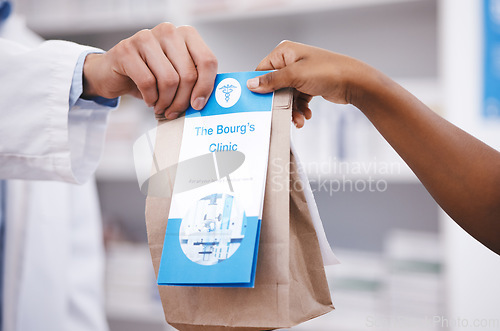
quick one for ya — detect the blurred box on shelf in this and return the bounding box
[96,96,157,181]
[292,229,443,330]
[105,242,164,323]
[291,78,440,183]
[383,230,444,329]
[291,249,385,330]
[16,0,170,35]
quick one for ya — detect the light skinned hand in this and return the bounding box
[247,41,376,128]
[82,23,218,119]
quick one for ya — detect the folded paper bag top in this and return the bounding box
[145,72,335,330]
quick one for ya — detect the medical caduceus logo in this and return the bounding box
[220,84,237,102]
[215,78,242,108]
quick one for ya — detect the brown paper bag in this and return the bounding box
[145,89,333,330]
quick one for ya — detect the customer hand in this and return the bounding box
[250,43,500,257]
[247,41,375,128]
[82,23,218,119]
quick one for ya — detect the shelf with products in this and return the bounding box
[15,0,435,36]
[302,232,443,331]
[186,0,426,25]
[15,0,171,36]
[95,96,157,182]
[105,242,174,329]
[292,77,440,184]
[103,237,443,330]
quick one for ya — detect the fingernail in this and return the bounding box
[192,97,206,110]
[167,112,179,120]
[154,105,163,114]
[247,78,259,89]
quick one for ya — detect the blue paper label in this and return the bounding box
[157,71,273,287]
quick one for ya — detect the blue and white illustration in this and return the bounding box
[215,78,241,108]
[220,83,237,102]
[179,193,247,265]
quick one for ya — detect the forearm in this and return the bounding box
[247,41,500,253]
[0,40,107,183]
[354,69,500,254]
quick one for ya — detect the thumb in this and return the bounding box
[247,67,296,94]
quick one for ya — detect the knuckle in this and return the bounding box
[200,54,218,70]
[134,29,153,43]
[277,40,293,50]
[157,75,175,91]
[283,46,297,59]
[259,73,273,86]
[177,25,197,35]
[180,69,198,85]
[139,75,157,90]
[277,40,298,58]
[156,79,170,91]
[278,40,291,47]
[155,22,176,36]
[165,73,180,89]
[116,39,134,54]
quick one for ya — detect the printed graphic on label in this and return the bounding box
[216,78,242,108]
[179,193,247,266]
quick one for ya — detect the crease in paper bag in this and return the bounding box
[291,139,340,266]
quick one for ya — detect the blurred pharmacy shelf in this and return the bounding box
[103,233,443,331]
[288,232,443,331]
[15,0,433,36]
[105,242,176,331]
[292,77,440,183]
[187,0,427,24]
[105,243,162,322]
[15,0,170,35]
[12,0,444,330]
[94,96,156,182]
[397,77,442,114]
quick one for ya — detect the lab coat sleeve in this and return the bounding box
[0,38,114,184]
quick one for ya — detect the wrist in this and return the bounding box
[82,53,102,99]
[348,63,395,112]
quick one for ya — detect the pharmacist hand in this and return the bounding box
[82,23,218,119]
[247,41,373,128]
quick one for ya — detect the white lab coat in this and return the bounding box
[0,15,111,331]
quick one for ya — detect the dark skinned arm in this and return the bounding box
[247,41,500,255]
